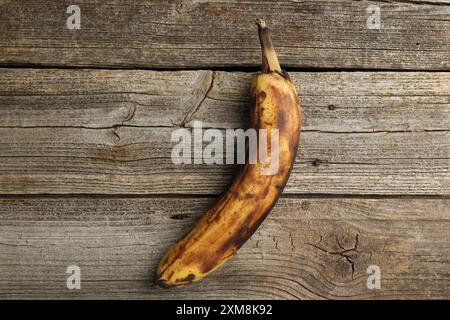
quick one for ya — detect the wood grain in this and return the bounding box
[0,0,449,70]
[1,0,449,301]
[0,196,448,299]
[0,69,449,195]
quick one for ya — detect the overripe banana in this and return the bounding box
[155,19,301,287]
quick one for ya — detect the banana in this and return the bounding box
[155,18,301,288]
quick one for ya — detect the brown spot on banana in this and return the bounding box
[155,19,301,288]
[258,91,267,103]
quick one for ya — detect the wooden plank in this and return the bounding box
[0,196,449,299]
[0,69,449,195]
[0,127,448,195]
[0,69,213,128]
[2,69,450,131]
[0,0,449,70]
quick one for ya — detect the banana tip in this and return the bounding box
[154,277,173,289]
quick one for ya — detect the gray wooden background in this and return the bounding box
[0,0,449,299]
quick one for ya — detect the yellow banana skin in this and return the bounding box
[155,20,301,288]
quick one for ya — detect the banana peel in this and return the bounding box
[155,19,301,288]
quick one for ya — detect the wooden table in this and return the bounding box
[0,0,449,299]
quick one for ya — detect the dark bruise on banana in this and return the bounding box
[155,19,301,288]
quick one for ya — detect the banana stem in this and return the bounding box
[256,18,282,74]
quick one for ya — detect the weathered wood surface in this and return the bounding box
[0,197,449,299]
[0,69,449,195]
[1,0,449,300]
[1,0,449,70]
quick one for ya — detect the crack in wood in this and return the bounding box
[178,71,215,127]
[306,233,360,280]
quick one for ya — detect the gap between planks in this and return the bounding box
[1,65,450,73]
[0,194,448,199]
